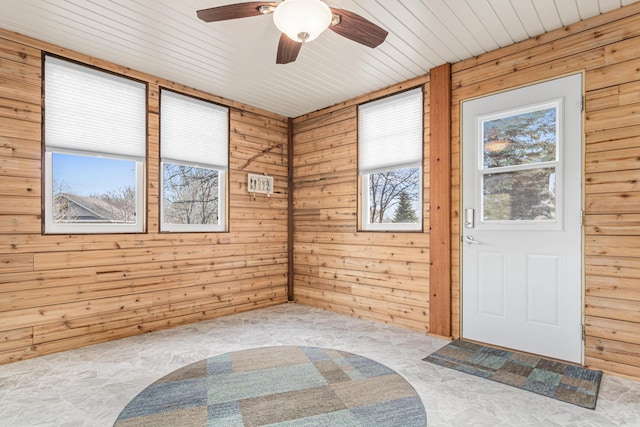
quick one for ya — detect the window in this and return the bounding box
[358,88,423,231]
[43,56,146,234]
[160,89,228,232]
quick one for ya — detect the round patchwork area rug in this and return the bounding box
[114,346,427,426]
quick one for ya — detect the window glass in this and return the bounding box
[367,167,421,226]
[482,106,557,169]
[162,164,221,227]
[52,153,139,225]
[483,168,556,221]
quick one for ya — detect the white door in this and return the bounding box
[461,74,583,363]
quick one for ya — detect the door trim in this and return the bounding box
[429,63,452,337]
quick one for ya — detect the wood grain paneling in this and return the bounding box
[2,2,640,382]
[0,32,289,363]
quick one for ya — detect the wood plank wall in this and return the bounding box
[291,76,430,333]
[450,3,640,379]
[1,2,640,382]
[0,29,289,364]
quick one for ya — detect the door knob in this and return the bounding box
[463,235,480,245]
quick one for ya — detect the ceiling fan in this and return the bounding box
[197,0,388,64]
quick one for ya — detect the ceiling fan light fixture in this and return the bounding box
[273,0,332,43]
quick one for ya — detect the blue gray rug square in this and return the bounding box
[115,346,427,426]
[423,340,602,409]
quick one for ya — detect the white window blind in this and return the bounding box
[44,56,146,159]
[161,90,229,170]
[358,88,423,175]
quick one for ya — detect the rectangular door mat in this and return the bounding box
[424,340,602,409]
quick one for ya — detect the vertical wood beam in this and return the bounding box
[429,63,452,337]
[287,118,294,301]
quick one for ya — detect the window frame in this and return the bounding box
[358,87,424,232]
[43,151,145,234]
[159,88,229,233]
[42,55,147,234]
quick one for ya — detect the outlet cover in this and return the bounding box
[248,173,273,194]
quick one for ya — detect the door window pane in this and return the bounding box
[483,168,556,221]
[482,106,557,169]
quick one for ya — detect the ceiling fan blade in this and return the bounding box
[276,33,302,64]
[328,8,388,48]
[197,2,276,22]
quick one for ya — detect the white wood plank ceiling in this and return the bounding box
[1,0,637,117]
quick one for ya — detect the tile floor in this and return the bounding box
[1,303,639,426]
